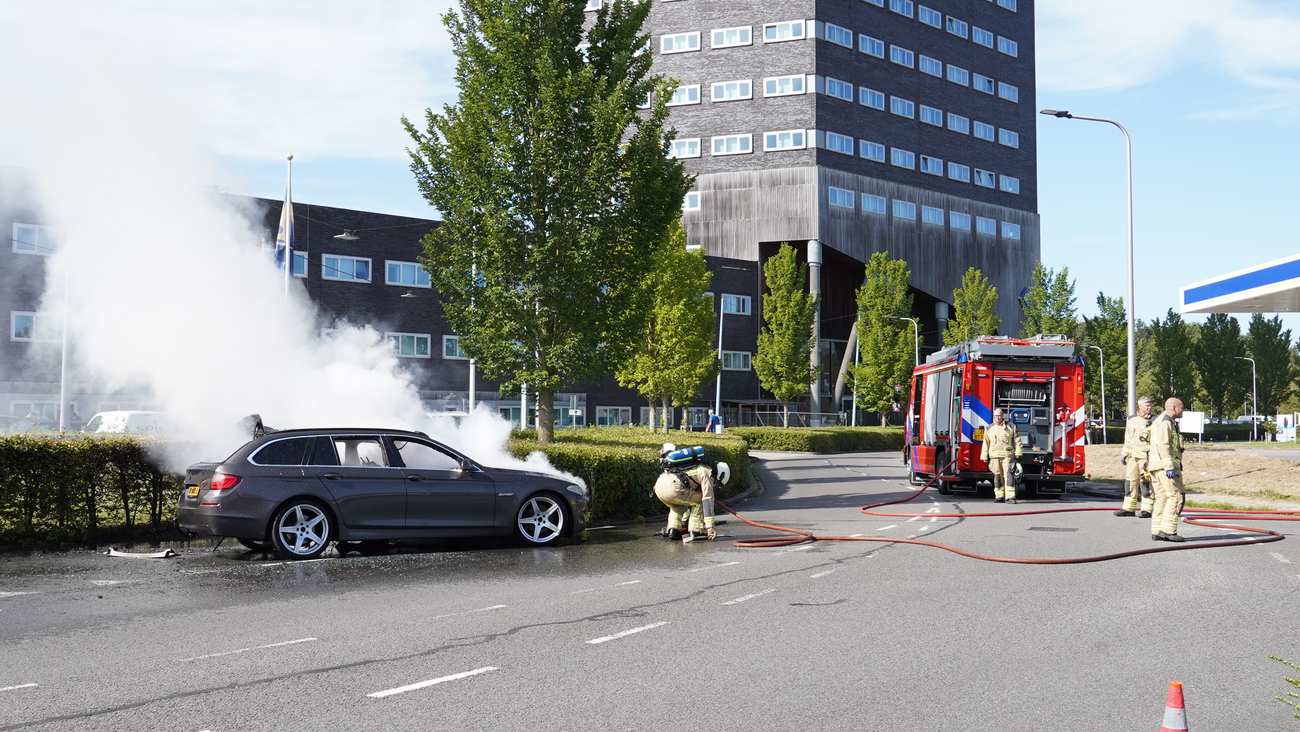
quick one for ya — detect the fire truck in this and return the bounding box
[905,335,1087,496]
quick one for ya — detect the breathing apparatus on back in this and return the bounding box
[658,443,730,485]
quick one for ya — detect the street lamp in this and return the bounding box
[893,316,920,366]
[1040,109,1137,416]
[1235,356,1257,441]
[1085,344,1106,444]
[714,299,726,421]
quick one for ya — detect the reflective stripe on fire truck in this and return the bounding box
[960,395,992,444]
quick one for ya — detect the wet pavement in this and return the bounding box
[1,452,1296,730]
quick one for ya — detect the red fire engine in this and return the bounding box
[905,335,1088,495]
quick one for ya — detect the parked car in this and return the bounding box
[83,410,166,435]
[176,428,589,558]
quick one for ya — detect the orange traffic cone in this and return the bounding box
[1159,680,1188,731]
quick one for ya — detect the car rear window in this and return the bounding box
[309,437,340,466]
[250,437,312,466]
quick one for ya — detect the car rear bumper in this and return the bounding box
[176,506,265,540]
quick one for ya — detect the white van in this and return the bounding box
[83,411,165,435]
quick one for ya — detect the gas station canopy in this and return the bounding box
[1181,253,1300,314]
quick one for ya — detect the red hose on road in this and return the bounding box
[722,463,1299,564]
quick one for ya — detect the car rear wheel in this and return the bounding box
[271,501,333,559]
[515,494,567,546]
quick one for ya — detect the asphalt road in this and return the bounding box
[1,451,1297,730]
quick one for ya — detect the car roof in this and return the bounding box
[256,427,431,439]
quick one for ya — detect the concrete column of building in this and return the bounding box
[807,239,823,417]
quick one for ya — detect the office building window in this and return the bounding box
[660,32,700,54]
[1000,175,1021,194]
[387,332,432,359]
[386,260,431,288]
[974,168,996,188]
[824,77,853,102]
[889,0,914,18]
[998,81,1019,102]
[596,406,632,427]
[864,0,884,6]
[920,105,944,126]
[763,20,806,43]
[918,5,942,27]
[889,45,914,68]
[947,161,971,182]
[11,223,56,255]
[683,192,701,211]
[973,121,995,141]
[890,148,916,169]
[859,34,885,58]
[442,335,469,360]
[892,200,917,221]
[859,140,886,162]
[862,194,887,215]
[764,74,807,96]
[919,55,943,77]
[828,186,856,209]
[323,254,371,283]
[976,216,998,237]
[997,0,1018,10]
[946,65,969,86]
[825,131,854,155]
[860,87,886,110]
[711,26,752,48]
[291,251,307,278]
[668,85,701,106]
[669,138,701,158]
[721,294,752,315]
[947,113,970,134]
[922,205,945,226]
[823,22,853,48]
[950,211,972,231]
[890,96,915,118]
[765,129,807,151]
[973,74,995,94]
[997,36,1019,57]
[919,154,944,176]
[721,351,752,371]
[711,79,753,102]
[1002,221,1022,240]
[10,311,53,342]
[998,128,1020,148]
[711,134,753,156]
[973,27,994,48]
[946,16,969,38]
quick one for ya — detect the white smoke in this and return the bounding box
[0,2,571,481]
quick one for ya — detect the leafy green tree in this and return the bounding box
[944,268,1000,345]
[1141,309,1200,407]
[1019,263,1078,338]
[852,253,914,427]
[753,243,817,427]
[1079,293,1126,421]
[616,221,716,432]
[1245,314,1296,416]
[404,0,691,442]
[1191,313,1248,417]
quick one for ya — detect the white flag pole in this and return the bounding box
[283,154,293,297]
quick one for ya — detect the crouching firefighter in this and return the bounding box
[653,443,731,543]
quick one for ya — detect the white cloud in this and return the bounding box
[0,0,457,162]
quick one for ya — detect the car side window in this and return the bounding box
[333,437,389,467]
[392,439,462,471]
[309,437,340,466]
[250,437,312,466]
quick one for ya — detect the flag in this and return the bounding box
[274,193,294,272]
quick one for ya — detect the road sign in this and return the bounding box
[568,409,582,417]
[1180,411,1205,435]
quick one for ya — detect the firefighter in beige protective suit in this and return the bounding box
[980,408,1023,503]
[653,444,729,543]
[1148,398,1187,542]
[1115,397,1155,518]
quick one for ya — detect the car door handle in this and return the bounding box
[405,475,422,482]
[321,473,341,480]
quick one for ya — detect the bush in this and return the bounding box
[728,426,904,454]
[0,435,182,546]
[1090,422,1257,444]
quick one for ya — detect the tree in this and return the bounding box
[852,253,913,427]
[1191,313,1248,417]
[753,243,817,427]
[1245,313,1296,416]
[404,0,691,443]
[1142,309,1199,407]
[944,267,1000,345]
[1079,292,1126,421]
[1019,263,1078,338]
[616,221,716,432]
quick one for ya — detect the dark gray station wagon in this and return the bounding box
[177,428,589,559]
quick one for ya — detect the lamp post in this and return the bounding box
[1086,344,1106,444]
[850,339,860,427]
[1235,356,1257,441]
[893,316,920,366]
[714,302,726,420]
[1040,109,1136,416]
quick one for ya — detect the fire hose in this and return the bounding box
[720,461,1299,564]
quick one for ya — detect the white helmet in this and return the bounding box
[660,442,677,458]
[715,461,731,485]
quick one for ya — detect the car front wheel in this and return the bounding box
[515,494,567,546]
[271,501,333,559]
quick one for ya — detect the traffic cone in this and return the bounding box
[1159,680,1188,731]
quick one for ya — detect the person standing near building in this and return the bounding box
[706,408,721,434]
[1116,397,1154,518]
[1148,397,1187,542]
[980,408,1023,503]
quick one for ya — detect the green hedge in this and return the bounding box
[1091,423,1258,444]
[728,426,904,454]
[0,435,182,545]
[509,427,750,522]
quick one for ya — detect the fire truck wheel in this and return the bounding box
[936,480,952,495]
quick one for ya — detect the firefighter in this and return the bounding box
[653,444,725,542]
[1148,397,1187,542]
[1115,396,1155,518]
[980,408,1023,503]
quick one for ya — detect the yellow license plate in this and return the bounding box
[186,486,200,498]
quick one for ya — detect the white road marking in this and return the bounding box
[907,516,921,523]
[588,525,616,531]
[258,562,285,568]
[0,592,36,599]
[0,684,38,693]
[472,604,507,612]
[432,604,507,619]
[879,524,897,531]
[685,561,740,573]
[180,637,318,662]
[908,535,919,539]
[586,622,669,645]
[929,517,937,523]
[615,580,642,587]
[367,666,499,698]
[849,533,864,538]
[927,506,940,514]
[722,588,776,606]
[570,588,599,595]
[810,568,838,579]
[786,544,816,553]
[89,579,136,587]
[1271,552,1292,565]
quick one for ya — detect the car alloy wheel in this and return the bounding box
[273,502,332,559]
[516,494,566,546]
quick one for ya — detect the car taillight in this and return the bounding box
[208,473,241,492]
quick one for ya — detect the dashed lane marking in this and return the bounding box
[685,561,741,573]
[588,525,616,531]
[907,516,921,523]
[367,666,499,699]
[722,589,776,606]
[0,684,38,693]
[0,592,37,599]
[810,568,838,579]
[786,544,816,553]
[929,517,937,523]
[586,622,669,645]
[1271,552,1292,565]
[879,524,897,531]
[431,604,507,619]
[180,637,318,662]
[615,580,642,586]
